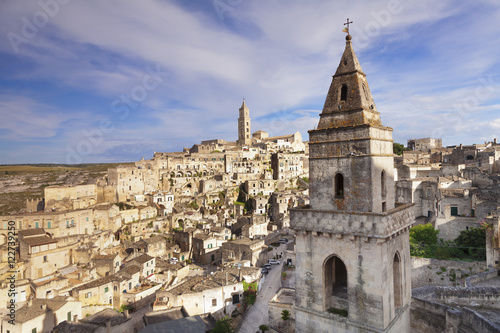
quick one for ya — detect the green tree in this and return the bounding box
[212,317,233,333]
[393,142,410,156]
[259,324,269,333]
[454,227,486,260]
[409,224,439,245]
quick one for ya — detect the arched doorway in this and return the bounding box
[324,255,348,310]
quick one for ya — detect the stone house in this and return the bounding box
[133,235,167,258]
[32,276,69,299]
[93,203,121,233]
[125,254,156,280]
[0,276,30,309]
[3,208,95,238]
[119,208,139,224]
[159,266,260,319]
[139,206,157,220]
[154,260,190,286]
[407,138,442,151]
[245,179,274,196]
[44,184,98,212]
[262,131,304,153]
[249,195,269,215]
[436,187,480,241]
[1,296,81,333]
[210,226,232,244]
[19,229,72,280]
[271,152,307,180]
[51,307,140,333]
[232,215,269,239]
[92,253,122,278]
[221,237,266,267]
[107,165,149,202]
[269,192,292,223]
[146,191,174,215]
[192,233,220,264]
[396,178,439,226]
[72,275,124,307]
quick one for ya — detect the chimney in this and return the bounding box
[238,269,243,282]
[73,314,78,322]
[494,138,497,145]
[28,298,33,307]
[225,271,228,286]
[123,309,129,318]
[41,304,47,310]
[106,320,112,333]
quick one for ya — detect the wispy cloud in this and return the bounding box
[0,0,499,162]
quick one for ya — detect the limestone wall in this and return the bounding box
[411,257,487,288]
[436,216,480,242]
[411,286,500,333]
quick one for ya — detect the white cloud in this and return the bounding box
[0,0,499,161]
[0,95,86,139]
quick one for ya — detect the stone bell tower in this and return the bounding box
[290,33,414,333]
[237,99,251,146]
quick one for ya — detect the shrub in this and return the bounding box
[281,309,291,321]
[212,317,233,333]
[327,307,348,317]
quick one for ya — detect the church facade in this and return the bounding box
[290,34,414,333]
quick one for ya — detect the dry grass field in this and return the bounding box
[0,163,133,215]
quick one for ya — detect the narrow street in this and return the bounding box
[238,243,286,333]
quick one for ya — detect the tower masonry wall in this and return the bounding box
[293,226,412,331]
[290,203,413,238]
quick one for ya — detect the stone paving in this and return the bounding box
[238,243,287,333]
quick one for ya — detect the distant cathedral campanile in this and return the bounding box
[290,33,414,332]
[237,99,251,146]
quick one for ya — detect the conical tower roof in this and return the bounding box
[335,36,365,76]
[316,35,383,130]
[240,98,248,110]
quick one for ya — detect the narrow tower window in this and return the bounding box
[335,173,344,199]
[340,84,348,101]
[381,170,386,199]
[393,252,402,308]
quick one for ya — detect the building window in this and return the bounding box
[334,173,344,199]
[47,221,51,229]
[212,299,217,307]
[340,84,348,101]
[85,292,91,298]
[32,329,37,333]
[105,287,109,293]
[35,222,39,228]
[43,255,48,262]
[67,311,71,322]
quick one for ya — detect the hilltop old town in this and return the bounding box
[2,35,500,333]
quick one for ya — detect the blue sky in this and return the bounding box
[1,0,499,164]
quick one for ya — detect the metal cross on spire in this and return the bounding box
[343,18,353,34]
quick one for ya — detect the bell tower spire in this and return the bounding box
[291,31,414,333]
[237,98,251,146]
[311,33,392,213]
